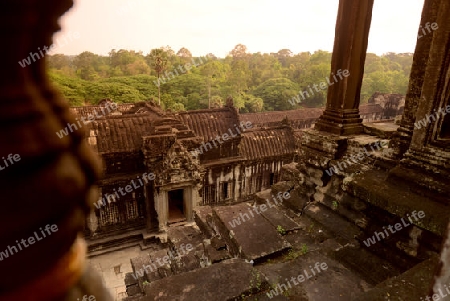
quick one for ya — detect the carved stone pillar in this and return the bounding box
[315,0,374,135]
[388,0,450,202]
[144,183,157,233]
[390,0,440,156]
[156,190,169,231]
[183,186,195,222]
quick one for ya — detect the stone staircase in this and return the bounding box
[292,191,440,300]
[123,223,237,300]
[122,188,441,300]
[351,255,439,301]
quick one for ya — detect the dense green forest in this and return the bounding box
[48,45,412,112]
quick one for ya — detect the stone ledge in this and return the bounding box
[345,168,450,237]
[351,255,439,301]
[141,259,268,301]
[212,203,291,261]
[363,122,399,139]
[304,203,363,242]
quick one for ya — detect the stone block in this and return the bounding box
[143,259,269,300]
[126,284,141,297]
[212,203,291,261]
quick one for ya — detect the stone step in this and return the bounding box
[128,223,233,296]
[371,151,398,171]
[88,240,142,258]
[256,251,367,300]
[203,236,232,263]
[303,202,407,287]
[211,202,291,262]
[130,248,170,285]
[254,190,302,233]
[357,226,423,273]
[351,255,439,301]
[304,203,362,242]
[87,230,144,256]
[166,224,205,250]
[193,206,215,238]
[124,272,142,298]
[333,244,402,285]
[260,205,302,234]
[347,168,450,237]
[140,259,269,301]
[165,224,209,273]
[363,122,399,139]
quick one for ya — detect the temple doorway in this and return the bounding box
[168,189,185,223]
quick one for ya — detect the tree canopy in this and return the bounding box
[47,45,413,111]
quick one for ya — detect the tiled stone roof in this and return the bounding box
[87,115,158,153]
[174,107,239,141]
[239,127,296,160]
[70,105,118,119]
[241,108,324,127]
[70,102,165,120]
[120,102,166,117]
[84,104,391,156]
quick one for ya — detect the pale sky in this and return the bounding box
[53,0,425,57]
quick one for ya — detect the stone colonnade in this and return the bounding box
[313,0,450,297]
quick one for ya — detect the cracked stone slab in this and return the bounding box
[212,203,291,261]
[141,259,268,301]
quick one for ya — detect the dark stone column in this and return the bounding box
[144,182,159,232]
[315,0,374,135]
[390,0,440,156]
[388,0,450,202]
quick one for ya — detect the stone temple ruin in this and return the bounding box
[74,101,294,236]
[1,0,450,301]
[71,96,402,241]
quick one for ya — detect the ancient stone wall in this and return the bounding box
[273,131,444,274]
[368,92,405,118]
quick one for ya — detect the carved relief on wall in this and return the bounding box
[162,140,204,185]
[142,134,204,187]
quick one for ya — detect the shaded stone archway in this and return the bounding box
[168,188,185,223]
